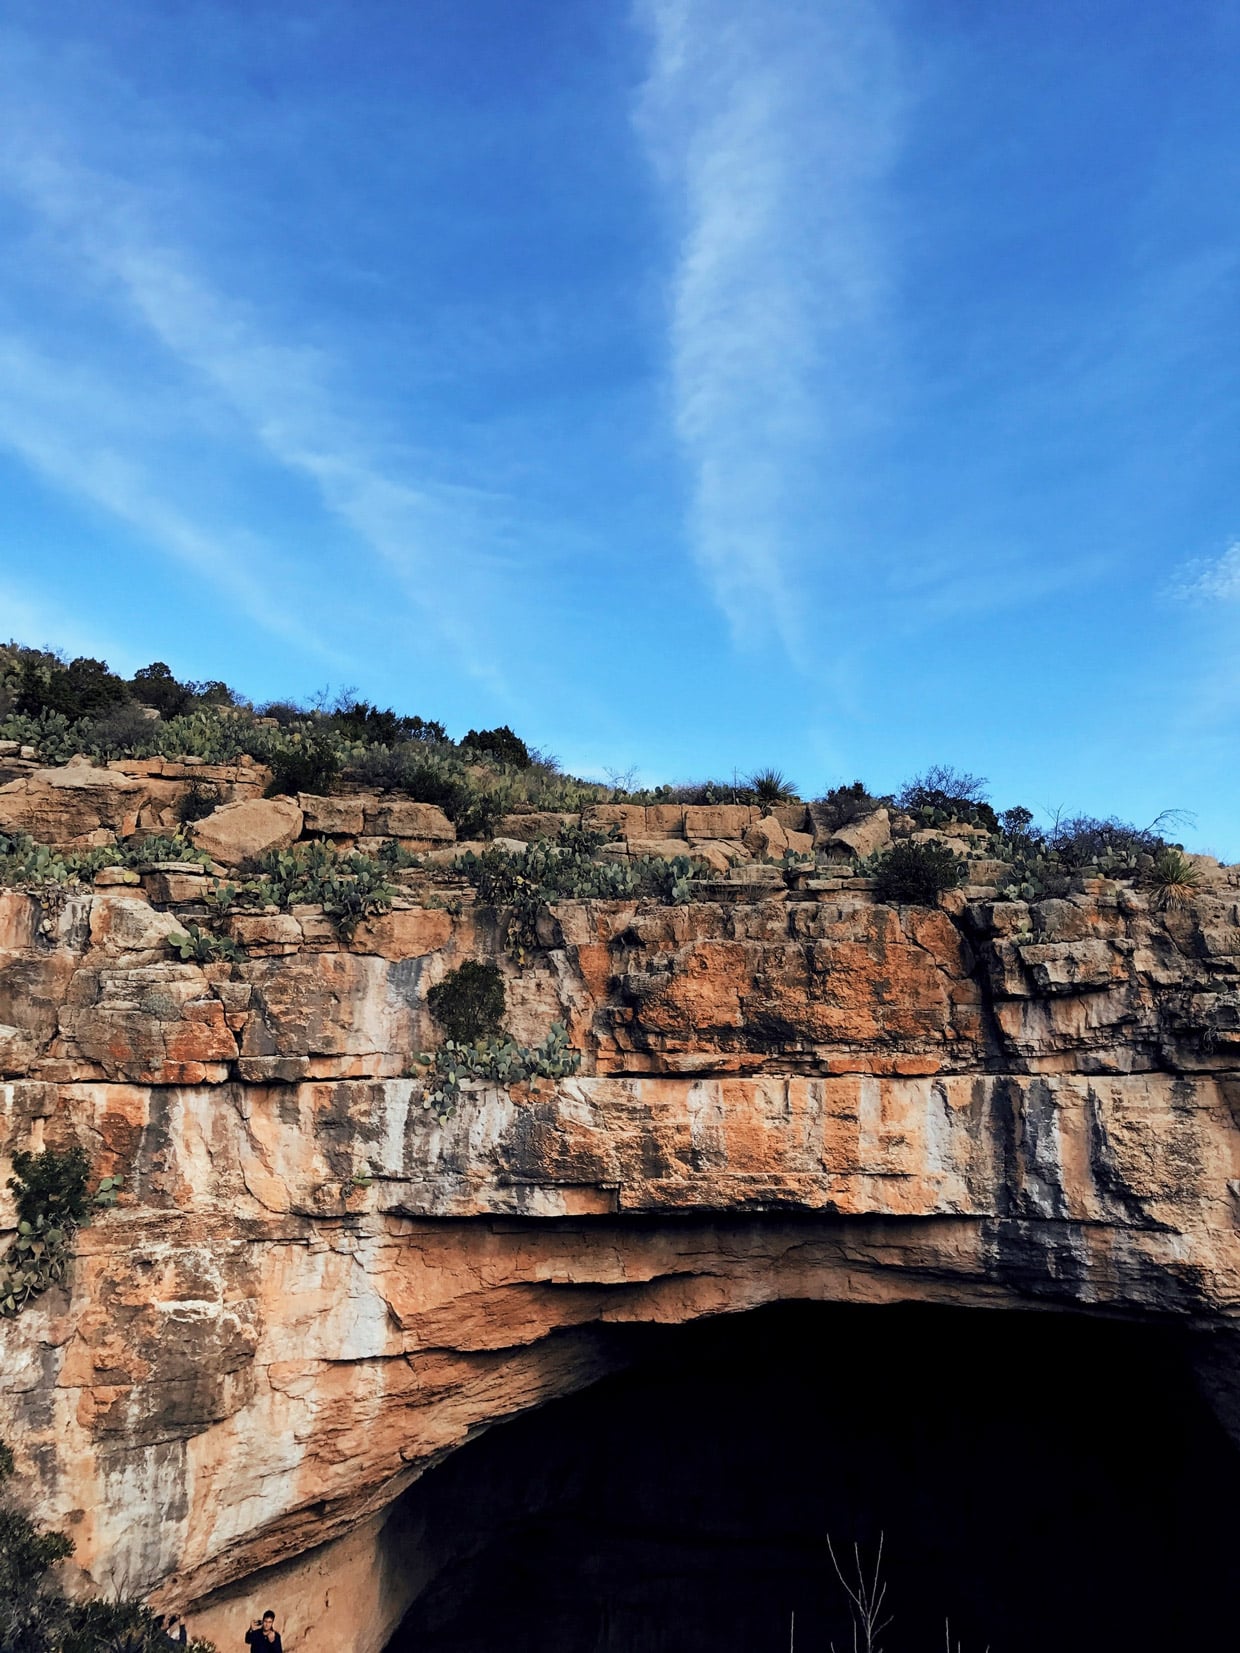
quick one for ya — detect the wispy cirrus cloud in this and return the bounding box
[0,335,343,661]
[633,0,903,655]
[0,64,513,691]
[1176,540,1240,604]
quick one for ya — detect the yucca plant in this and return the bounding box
[1146,847,1202,909]
[746,766,799,805]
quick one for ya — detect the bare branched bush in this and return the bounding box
[827,1534,891,1653]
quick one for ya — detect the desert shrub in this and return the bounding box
[992,810,1191,900]
[0,1442,215,1653]
[129,661,193,718]
[895,765,998,831]
[428,961,506,1043]
[346,744,408,791]
[0,1438,75,1652]
[347,746,490,824]
[79,700,159,758]
[1046,814,1165,871]
[745,767,799,805]
[190,678,240,708]
[1145,846,1202,909]
[870,840,967,905]
[13,654,130,722]
[814,780,889,830]
[266,732,342,796]
[332,701,446,745]
[0,1147,120,1317]
[462,724,531,768]
[256,699,308,727]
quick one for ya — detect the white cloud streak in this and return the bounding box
[1176,540,1240,603]
[0,91,511,691]
[0,336,340,661]
[633,0,903,653]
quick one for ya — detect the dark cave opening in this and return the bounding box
[382,1301,1239,1653]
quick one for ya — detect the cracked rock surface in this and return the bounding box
[2,853,1240,1653]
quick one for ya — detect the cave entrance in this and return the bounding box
[382,1301,1239,1653]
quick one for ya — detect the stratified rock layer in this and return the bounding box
[2,803,1239,1653]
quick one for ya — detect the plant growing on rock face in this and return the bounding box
[869,840,967,906]
[0,1148,120,1317]
[1145,846,1202,909]
[428,960,507,1043]
[462,724,531,769]
[242,842,396,938]
[265,730,342,796]
[411,1022,579,1123]
[458,828,705,963]
[0,831,210,900]
[167,922,245,964]
[177,779,222,824]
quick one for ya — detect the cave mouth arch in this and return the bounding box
[381,1300,1239,1653]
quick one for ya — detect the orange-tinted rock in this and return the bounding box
[0,760,147,841]
[2,829,1240,1653]
[361,801,454,841]
[190,797,304,866]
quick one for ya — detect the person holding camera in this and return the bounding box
[244,1610,283,1653]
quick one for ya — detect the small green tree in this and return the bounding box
[462,725,531,768]
[871,840,967,906]
[428,961,507,1043]
[0,1438,75,1653]
[0,1443,216,1653]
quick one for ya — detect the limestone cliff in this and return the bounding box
[1,756,1238,1653]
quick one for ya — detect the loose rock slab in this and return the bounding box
[189,796,304,866]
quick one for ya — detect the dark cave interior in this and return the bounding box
[382,1300,1239,1653]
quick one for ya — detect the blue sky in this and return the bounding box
[1,0,1238,850]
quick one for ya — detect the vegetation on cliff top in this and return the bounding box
[2,644,1198,884]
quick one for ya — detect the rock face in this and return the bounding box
[2,811,1240,1653]
[189,797,304,867]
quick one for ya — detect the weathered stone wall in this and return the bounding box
[2,760,1239,1653]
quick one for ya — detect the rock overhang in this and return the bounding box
[1,783,1239,1643]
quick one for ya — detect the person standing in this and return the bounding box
[245,1610,284,1653]
[162,1613,188,1645]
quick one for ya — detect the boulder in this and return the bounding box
[190,797,304,867]
[825,809,891,860]
[299,794,366,836]
[495,812,578,843]
[644,804,687,838]
[686,840,738,875]
[88,893,187,955]
[583,803,646,839]
[684,805,756,840]
[0,758,147,841]
[361,801,455,842]
[628,838,695,861]
[743,815,789,858]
